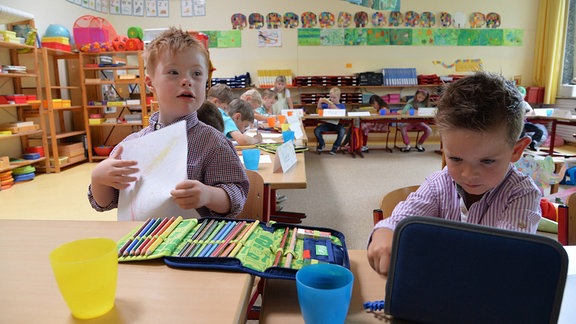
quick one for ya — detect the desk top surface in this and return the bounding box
[0,220,254,324]
[238,150,307,190]
[260,248,576,323]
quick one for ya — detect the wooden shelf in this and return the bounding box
[0,157,47,172]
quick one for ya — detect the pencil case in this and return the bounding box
[117,217,349,280]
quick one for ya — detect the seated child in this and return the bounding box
[197,101,224,132]
[207,83,235,112]
[398,89,433,152]
[88,27,248,220]
[240,88,263,110]
[220,98,262,145]
[367,71,542,275]
[254,89,278,122]
[360,95,390,152]
[314,86,347,155]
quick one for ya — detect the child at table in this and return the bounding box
[398,89,432,152]
[88,27,249,220]
[367,72,541,275]
[240,88,263,111]
[271,75,294,114]
[207,83,235,111]
[254,89,278,121]
[359,95,389,152]
[315,86,347,155]
[197,100,224,132]
[221,98,262,145]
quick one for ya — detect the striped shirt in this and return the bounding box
[88,111,249,219]
[375,165,542,233]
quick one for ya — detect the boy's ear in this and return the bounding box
[511,136,531,163]
[145,75,154,92]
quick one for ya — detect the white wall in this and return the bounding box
[3,0,539,85]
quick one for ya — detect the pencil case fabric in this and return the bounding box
[117,217,349,280]
[164,219,349,280]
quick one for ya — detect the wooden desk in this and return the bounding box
[260,248,576,323]
[0,220,254,324]
[527,115,576,156]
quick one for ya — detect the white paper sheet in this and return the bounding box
[118,121,199,221]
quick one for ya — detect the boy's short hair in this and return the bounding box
[197,101,224,132]
[228,99,254,121]
[207,83,235,105]
[329,87,341,97]
[262,89,278,100]
[143,27,210,77]
[240,89,263,107]
[435,71,524,146]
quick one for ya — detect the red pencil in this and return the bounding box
[139,216,176,256]
[118,218,154,256]
[219,223,251,257]
[211,221,247,257]
[272,227,290,266]
[135,217,171,256]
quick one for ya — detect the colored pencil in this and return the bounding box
[140,216,176,256]
[118,218,154,256]
[193,220,226,257]
[199,221,236,257]
[272,227,290,267]
[211,221,247,257]
[229,220,260,258]
[129,218,162,256]
[136,217,171,255]
[124,218,161,256]
[284,227,298,268]
[186,219,219,257]
[220,223,251,258]
[177,220,209,257]
[145,216,183,256]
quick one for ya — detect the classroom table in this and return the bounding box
[0,220,254,324]
[259,248,576,323]
[527,114,576,156]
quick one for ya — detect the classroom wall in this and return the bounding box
[2,0,539,86]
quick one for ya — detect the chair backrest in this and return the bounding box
[376,185,419,224]
[237,170,265,221]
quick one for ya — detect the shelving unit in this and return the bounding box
[0,19,50,174]
[39,47,87,172]
[79,51,149,162]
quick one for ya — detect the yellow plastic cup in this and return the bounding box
[49,238,118,319]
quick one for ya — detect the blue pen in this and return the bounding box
[201,221,236,257]
[122,218,157,257]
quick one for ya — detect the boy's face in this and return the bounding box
[232,113,252,133]
[329,92,340,103]
[145,47,208,124]
[442,127,528,196]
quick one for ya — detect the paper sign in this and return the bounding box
[322,109,346,117]
[273,141,297,173]
[118,121,200,221]
[348,111,370,116]
[417,107,437,116]
[534,109,553,117]
[282,109,304,117]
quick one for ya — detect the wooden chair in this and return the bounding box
[392,126,422,151]
[374,185,420,224]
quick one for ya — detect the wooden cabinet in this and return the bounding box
[39,47,87,172]
[0,20,50,174]
[79,51,149,162]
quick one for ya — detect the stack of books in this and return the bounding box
[382,68,418,86]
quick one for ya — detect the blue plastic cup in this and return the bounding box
[242,148,260,170]
[296,264,354,324]
[409,108,415,116]
[379,109,387,116]
[282,130,295,143]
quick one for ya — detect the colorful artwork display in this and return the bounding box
[298,28,523,47]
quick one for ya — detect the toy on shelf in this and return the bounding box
[74,15,117,52]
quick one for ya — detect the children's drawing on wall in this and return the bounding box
[133,0,144,16]
[258,30,282,47]
[266,12,282,29]
[404,11,419,27]
[319,12,336,28]
[231,13,247,30]
[121,0,132,15]
[283,12,299,29]
[371,12,386,27]
[342,0,400,11]
[301,12,318,28]
[344,28,367,46]
[486,12,501,28]
[249,13,264,29]
[469,12,486,28]
[297,29,321,46]
[157,0,168,17]
[432,59,483,72]
[338,12,352,28]
[420,12,435,27]
[412,28,434,45]
[145,0,157,16]
[110,0,120,14]
[320,29,344,46]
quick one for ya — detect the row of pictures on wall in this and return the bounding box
[199,28,523,49]
[66,0,207,17]
[231,11,502,30]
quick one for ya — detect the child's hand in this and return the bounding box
[171,180,210,210]
[91,146,139,190]
[253,133,263,143]
[367,228,394,275]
